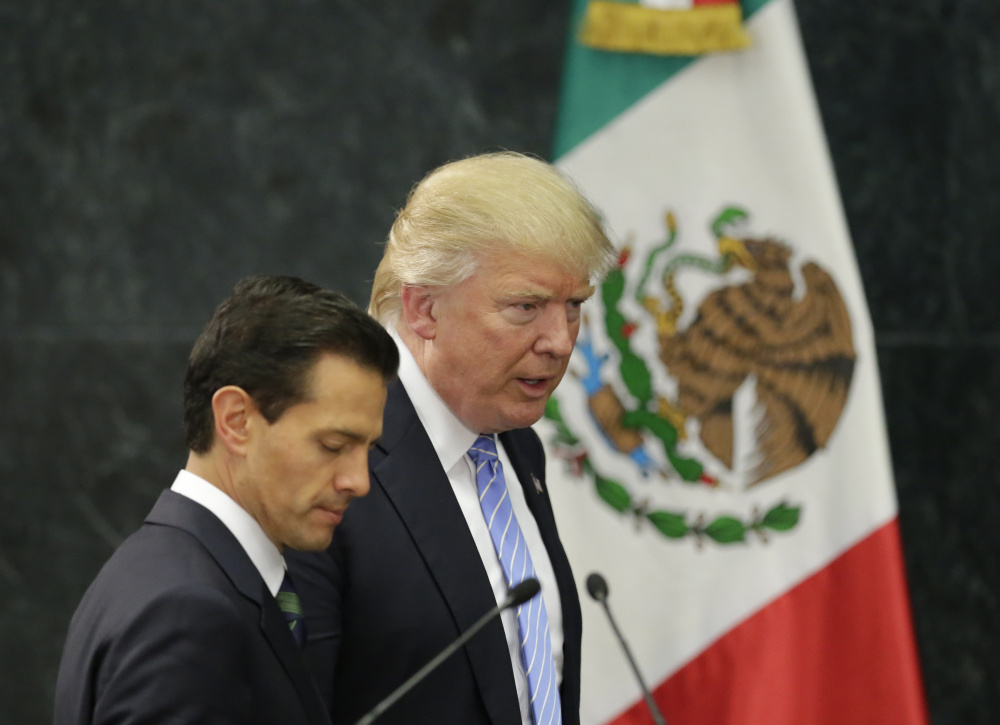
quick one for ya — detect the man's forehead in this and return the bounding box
[485,260,592,295]
[498,273,594,296]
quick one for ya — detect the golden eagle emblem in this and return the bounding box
[545,207,857,545]
[657,234,856,485]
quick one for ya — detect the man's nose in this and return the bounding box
[535,307,576,357]
[336,451,371,498]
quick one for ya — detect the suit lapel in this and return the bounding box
[370,382,521,725]
[500,429,556,540]
[147,491,330,725]
[500,430,577,597]
[258,586,331,725]
[500,429,584,724]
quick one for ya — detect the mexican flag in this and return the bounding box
[539,1,929,723]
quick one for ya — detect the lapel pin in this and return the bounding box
[531,473,543,494]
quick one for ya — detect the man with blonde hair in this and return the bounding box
[288,152,615,725]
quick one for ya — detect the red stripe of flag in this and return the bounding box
[609,519,928,724]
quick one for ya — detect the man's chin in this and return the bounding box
[500,400,550,431]
[285,529,335,553]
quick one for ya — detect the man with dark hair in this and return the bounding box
[54,275,398,725]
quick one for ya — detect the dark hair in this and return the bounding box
[183,274,398,453]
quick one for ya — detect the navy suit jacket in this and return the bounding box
[286,380,583,725]
[54,490,330,725]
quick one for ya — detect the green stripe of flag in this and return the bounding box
[554,0,774,159]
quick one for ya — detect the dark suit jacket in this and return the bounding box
[286,381,582,725]
[53,490,330,725]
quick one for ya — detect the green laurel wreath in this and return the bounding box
[544,397,801,545]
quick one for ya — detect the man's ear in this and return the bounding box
[400,285,438,340]
[211,386,256,456]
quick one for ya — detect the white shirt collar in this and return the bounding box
[170,469,287,597]
[391,326,481,470]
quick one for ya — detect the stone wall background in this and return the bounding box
[1,1,997,722]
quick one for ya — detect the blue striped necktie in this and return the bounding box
[468,435,562,725]
[276,571,307,649]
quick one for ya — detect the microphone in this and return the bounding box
[354,578,541,725]
[586,572,668,725]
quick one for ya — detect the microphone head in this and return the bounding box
[506,578,541,608]
[586,572,609,602]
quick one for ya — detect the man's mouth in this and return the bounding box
[518,377,552,395]
[318,504,348,525]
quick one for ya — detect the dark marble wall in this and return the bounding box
[0,1,995,722]
[797,1,1000,721]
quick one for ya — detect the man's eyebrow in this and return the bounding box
[500,291,553,303]
[320,428,377,442]
[500,285,595,302]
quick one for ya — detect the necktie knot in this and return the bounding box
[277,571,307,648]
[468,435,499,465]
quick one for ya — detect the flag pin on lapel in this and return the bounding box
[532,473,543,494]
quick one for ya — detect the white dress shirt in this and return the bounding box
[392,328,564,725]
[170,469,287,597]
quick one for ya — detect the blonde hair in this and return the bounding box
[369,151,616,324]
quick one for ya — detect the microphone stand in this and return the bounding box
[354,578,541,725]
[587,573,667,725]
